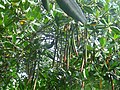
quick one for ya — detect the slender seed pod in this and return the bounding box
[41,0,50,11]
[56,0,87,24]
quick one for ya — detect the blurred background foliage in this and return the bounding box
[0,0,120,90]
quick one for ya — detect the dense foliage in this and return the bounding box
[0,0,120,90]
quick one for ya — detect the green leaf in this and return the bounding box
[110,61,119,69]
[96,24,107,29]
[0,4,5,9]
[83,6,93,14]
[100,37,106,47]
[12,34,16,43]
[41,0,50,11]
[3,41,14,48]
[87,45,93,50]
[10,0,19,2]
[96,9,100,18]
[114,34,120,40]
[110,26,120,34]
[100,18,108,25]
[106,0,110,3]
[23,41,29,47]
[23,0,30,10]
[96,2,104,8]
[0,19,2,25]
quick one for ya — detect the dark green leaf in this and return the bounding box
[83,6,93,14]
[111,26,120,34]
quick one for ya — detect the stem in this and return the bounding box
[80,24,87,72]
[110,76,114,90]
[52,26,58,67]
[93,26,96,62]
[84,25,88,65]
